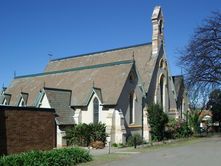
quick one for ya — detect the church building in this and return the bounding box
[0,6,188,147]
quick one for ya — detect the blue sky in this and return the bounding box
[0,0,220,87]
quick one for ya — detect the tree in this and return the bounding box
[187,110,200,134]
[207,89,221,127]
[188,86,209,111]
[147,104,168,141]
[178,11,221,89]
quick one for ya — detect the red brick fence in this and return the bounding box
[0,106,56,155]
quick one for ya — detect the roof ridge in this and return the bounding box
[15,60,134,79]
[44,87,72,92]
[51,42,151,62]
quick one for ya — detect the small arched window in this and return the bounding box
[129,71,135,82]
[159,58,164,68]
[93,98,99,123]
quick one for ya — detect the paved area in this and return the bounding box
[88,140,174,156]
[85,145,140,156]
[93,135,221,166]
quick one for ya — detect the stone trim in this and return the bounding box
[128,125,142,128]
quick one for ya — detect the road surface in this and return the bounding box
[102,135,221,166]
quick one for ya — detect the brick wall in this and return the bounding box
[0,106,56,155]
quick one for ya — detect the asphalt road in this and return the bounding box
[103,135,221,166]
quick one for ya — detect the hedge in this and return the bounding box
[0,147,92,166]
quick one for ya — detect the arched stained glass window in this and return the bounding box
[93,98,99,123]
[129,92,136,124]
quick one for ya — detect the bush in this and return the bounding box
[66,122,107,147]
[165,119,192,139]
[126,133,143,146]
[111,143,118,147]
[176,122,192,138]
[187,110,201,134]
[66,123,91,146]
[0,147,92,166]
[88,123,107,143]
[147,104,169,141]
[111,143,126,148]
[118,143,126,148]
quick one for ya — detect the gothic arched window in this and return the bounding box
[93,98,99,123]
[159,20,163,35]
[129,92,136,124]
[160,75,165,109]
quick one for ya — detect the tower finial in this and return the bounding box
[151,6,164,56]
[132,51,135,61]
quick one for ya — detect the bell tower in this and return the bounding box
[151,6,164,56]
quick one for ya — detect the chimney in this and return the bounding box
[151,6,164,56]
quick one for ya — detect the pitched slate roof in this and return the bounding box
[6,60,134,106]
[6,42,158,108]
[172,75,185,106]
[43,87,74,125]
[173,75,184,96]
[45,43,155,92]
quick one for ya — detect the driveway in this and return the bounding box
[98,135,221,166]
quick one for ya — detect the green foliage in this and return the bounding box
[65,123,91,146]
[165,119,192,139]
[147,104,169,141]
[111,143,126,148]
[0,147,92,166]
[126,133,143,146]
[88,123,107,143]
[111,143,118,147]
[207,89,221,123]
[187,111,200,134]
[66,122,107,146]
[118,143,126,148]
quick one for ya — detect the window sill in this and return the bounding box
[128,124,142,128]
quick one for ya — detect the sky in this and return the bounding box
[0,0,220,87]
